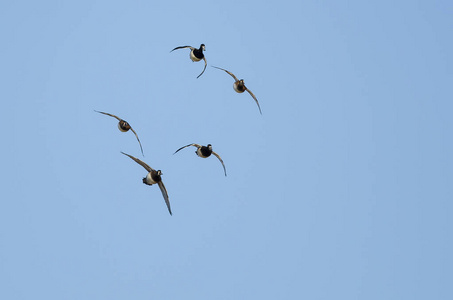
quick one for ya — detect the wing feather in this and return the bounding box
[170,45,194,52]
[173,143,201,154]
[121,152,153,172]
[94,110,122,121]
[211,66,239,81]
[158,181,172,215]
[197,57,207,78]
[246,88,262,115]
[212,151,227,177]
[129,127,144,156]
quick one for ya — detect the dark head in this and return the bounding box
[153,170,163,182]
[200,44,206,51]
[207,144,212,151]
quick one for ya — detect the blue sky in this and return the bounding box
[1,0,452,299]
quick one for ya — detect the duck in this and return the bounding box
[95,110,144,156]
[171,44,207,78]
[173,143,226,176]
[121,152,172,215]
[212,66,262,114]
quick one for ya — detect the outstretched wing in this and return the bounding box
[212,151,227,177]
[212,66,239,82]
[246,88,262,115]
[121,152,153,172]
[173,143,201,155]
[170,45,194,52]
[197,57,207,78]
[129,127,144,156]
[94,110,122,121]
[158,181,172,216]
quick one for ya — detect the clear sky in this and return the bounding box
[1,0,452,299]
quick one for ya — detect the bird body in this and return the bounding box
[190,49,203,62]
[196,145,212,158]
[171,44,207,78]
[233,80,247,93]
[117,120,131,132]
[121,152,172,215]
[95,110,144,156]
[143,170,162,185]
[212,66,262,114]
[174,143,227,176]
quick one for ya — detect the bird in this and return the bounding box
[173,143,227,176]
[212,66,262,114]
[171,44,207,78]
[95,110,144,156]
[121,152,172,215]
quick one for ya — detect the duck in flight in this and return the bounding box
[174,143,227,176]
[121,152,172,215]
[171,44,207,78]
[95,110,144,156]
[212,66,262,114]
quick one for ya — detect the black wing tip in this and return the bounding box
[170,45,190,52]
[197,66,207,79]
[174,144,192,154]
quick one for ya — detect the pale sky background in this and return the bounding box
[1,0,452,299]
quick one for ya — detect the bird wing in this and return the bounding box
[129,127,144,156]
[246,88,262,115]
[94,110,122,121]
[212,66,239,82]
[158,181,172,215]
[197,57,207,78]
[121,152,153,172]
[173,143,201,155]
[170,45,194,52]
[212,151,227,177]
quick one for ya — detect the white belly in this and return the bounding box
[190,51,201,62]
[145,172,157,185]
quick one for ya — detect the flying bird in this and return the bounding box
[171,44,207,78]
[95,110,144,156]
[121,152,172,215]
[212,66,262,114]
[174,143,227,176]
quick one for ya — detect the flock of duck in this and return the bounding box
[96,43,261,216]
